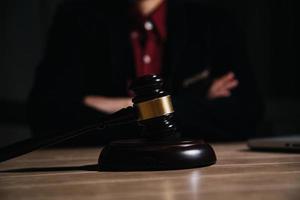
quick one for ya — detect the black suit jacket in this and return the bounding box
[29,0,263,142]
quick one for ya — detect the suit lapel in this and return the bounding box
[108,2,135,86]
[162,0,188,89]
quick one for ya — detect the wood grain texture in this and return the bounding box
[0,143,300,200]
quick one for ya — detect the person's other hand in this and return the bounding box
[83,96,133,114]
[207,72,239,100]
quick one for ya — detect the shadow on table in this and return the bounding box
[0,164,99,173]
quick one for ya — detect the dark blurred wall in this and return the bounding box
[0,0,298,146]
[269,0,298,98]
[0,0,63,146]
[0,0,61,103]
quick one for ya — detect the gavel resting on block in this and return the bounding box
[0,75,216,171]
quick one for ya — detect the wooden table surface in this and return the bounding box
[0,143,300,200]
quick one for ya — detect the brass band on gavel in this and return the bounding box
[136,95,174,121]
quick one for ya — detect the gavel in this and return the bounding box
[0,75,216,171]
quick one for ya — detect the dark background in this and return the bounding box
[0,0,299,147]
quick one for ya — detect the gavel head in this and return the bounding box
[130,75,179,140]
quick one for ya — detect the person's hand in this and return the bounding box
[83,96,133,114]
[207,72,239,100]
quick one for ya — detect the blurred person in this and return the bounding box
[29,0,263,144]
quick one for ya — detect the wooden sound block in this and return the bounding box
[98,139,216,171]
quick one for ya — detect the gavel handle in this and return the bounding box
[0,107,137,163]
